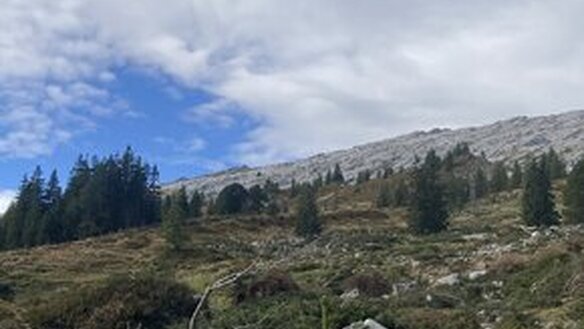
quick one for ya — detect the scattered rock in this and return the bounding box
[341,288,360,300]
[392,280,417,296]
[343,319,388,329]
[467,270,488,281]
[434,273,460,286]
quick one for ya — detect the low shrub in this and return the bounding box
[28,273,197,329]
[235,270,299,303]
[342,271,390,297]
[0,281,15,300]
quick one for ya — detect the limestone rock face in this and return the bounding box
[164,110,584,196]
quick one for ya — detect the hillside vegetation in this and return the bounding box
[2,171,584,328]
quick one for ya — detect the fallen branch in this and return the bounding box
[188,262,257,329]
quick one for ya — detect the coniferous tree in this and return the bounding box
[41,170,63,244]
[490,162,509,193]
[522,157,559,227]
[510,161,523,189]
[21,167,45,247]
[331,164,344,184]
[444,175,470,210]
[189,190,204,218]
[247,185,267,213]
[546,148,567,180]
[175,187,190,218]
[295,186,321,238]
[290,179,300,197]
[383,167,394,179]
[393,179,409,207]
[473,168,489,200]
[162,195,187,251]
[356,170,371,185]
[324,170,333,185]
[409,150,448,234]
[312,175,324,189]
[375,183,392,208]
[564,158,584,223]
[216,183,249,215]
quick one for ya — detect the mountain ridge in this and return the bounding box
[164,109,584,195]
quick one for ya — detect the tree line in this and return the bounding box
[0,147,161,250]
[398,146,574,234]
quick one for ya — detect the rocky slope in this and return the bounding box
[164,110,584,195]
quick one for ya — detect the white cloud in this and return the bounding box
[3,0,584,164]
[0,189,16,215]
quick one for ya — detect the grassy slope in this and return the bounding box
[1,181,584,328]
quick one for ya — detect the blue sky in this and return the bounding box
[0,68,257,190]
[2,0,584,211]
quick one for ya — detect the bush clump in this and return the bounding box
[342,271,391,297]
[29,273,197,329]
[235,270,299,303]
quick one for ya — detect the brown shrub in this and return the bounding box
[28,274,197,329]
[342,271,390,297]
[235,270,299,303]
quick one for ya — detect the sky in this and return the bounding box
[2,0,584,212]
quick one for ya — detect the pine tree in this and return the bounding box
[546,148,567,180]
[393,179,409,207]
[473,168,488,200]
[41,170,63,244]
[375,183,392,208]
[356,170,371,185]
[312,174,324,189]
[216,183,249,215]
[162,197,187,251]
[21,167,45,247]
[409,150,448,234]
[490,162,509,193]
[564,158,584,223]
[295,186,321,238]
[324,170,333,185]
[189,190,204,218]
[247,185,267,213]
[444,175,470,210]
[331,164,344,184]
[522,157,559,227]
[175,187,190,218]
[510,161,523,189]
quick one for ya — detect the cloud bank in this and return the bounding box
[2,0,584,164]
[0,190,16,215]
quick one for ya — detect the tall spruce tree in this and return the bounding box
[522,157,559,227]
[546,148,567,180]
[41,170,63,244]
[331,164,344,184]
[473,168,489,200]
[375,183,392,208]
[295,186,321,238]
[490,162,509,193]
[162,194,187,251]
[409,150,448,234]
[247,185,267,213]
[510,161,523,189]
[564,158,584,223]
[188,190,204,218]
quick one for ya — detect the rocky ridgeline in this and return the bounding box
[163,109,584,196]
